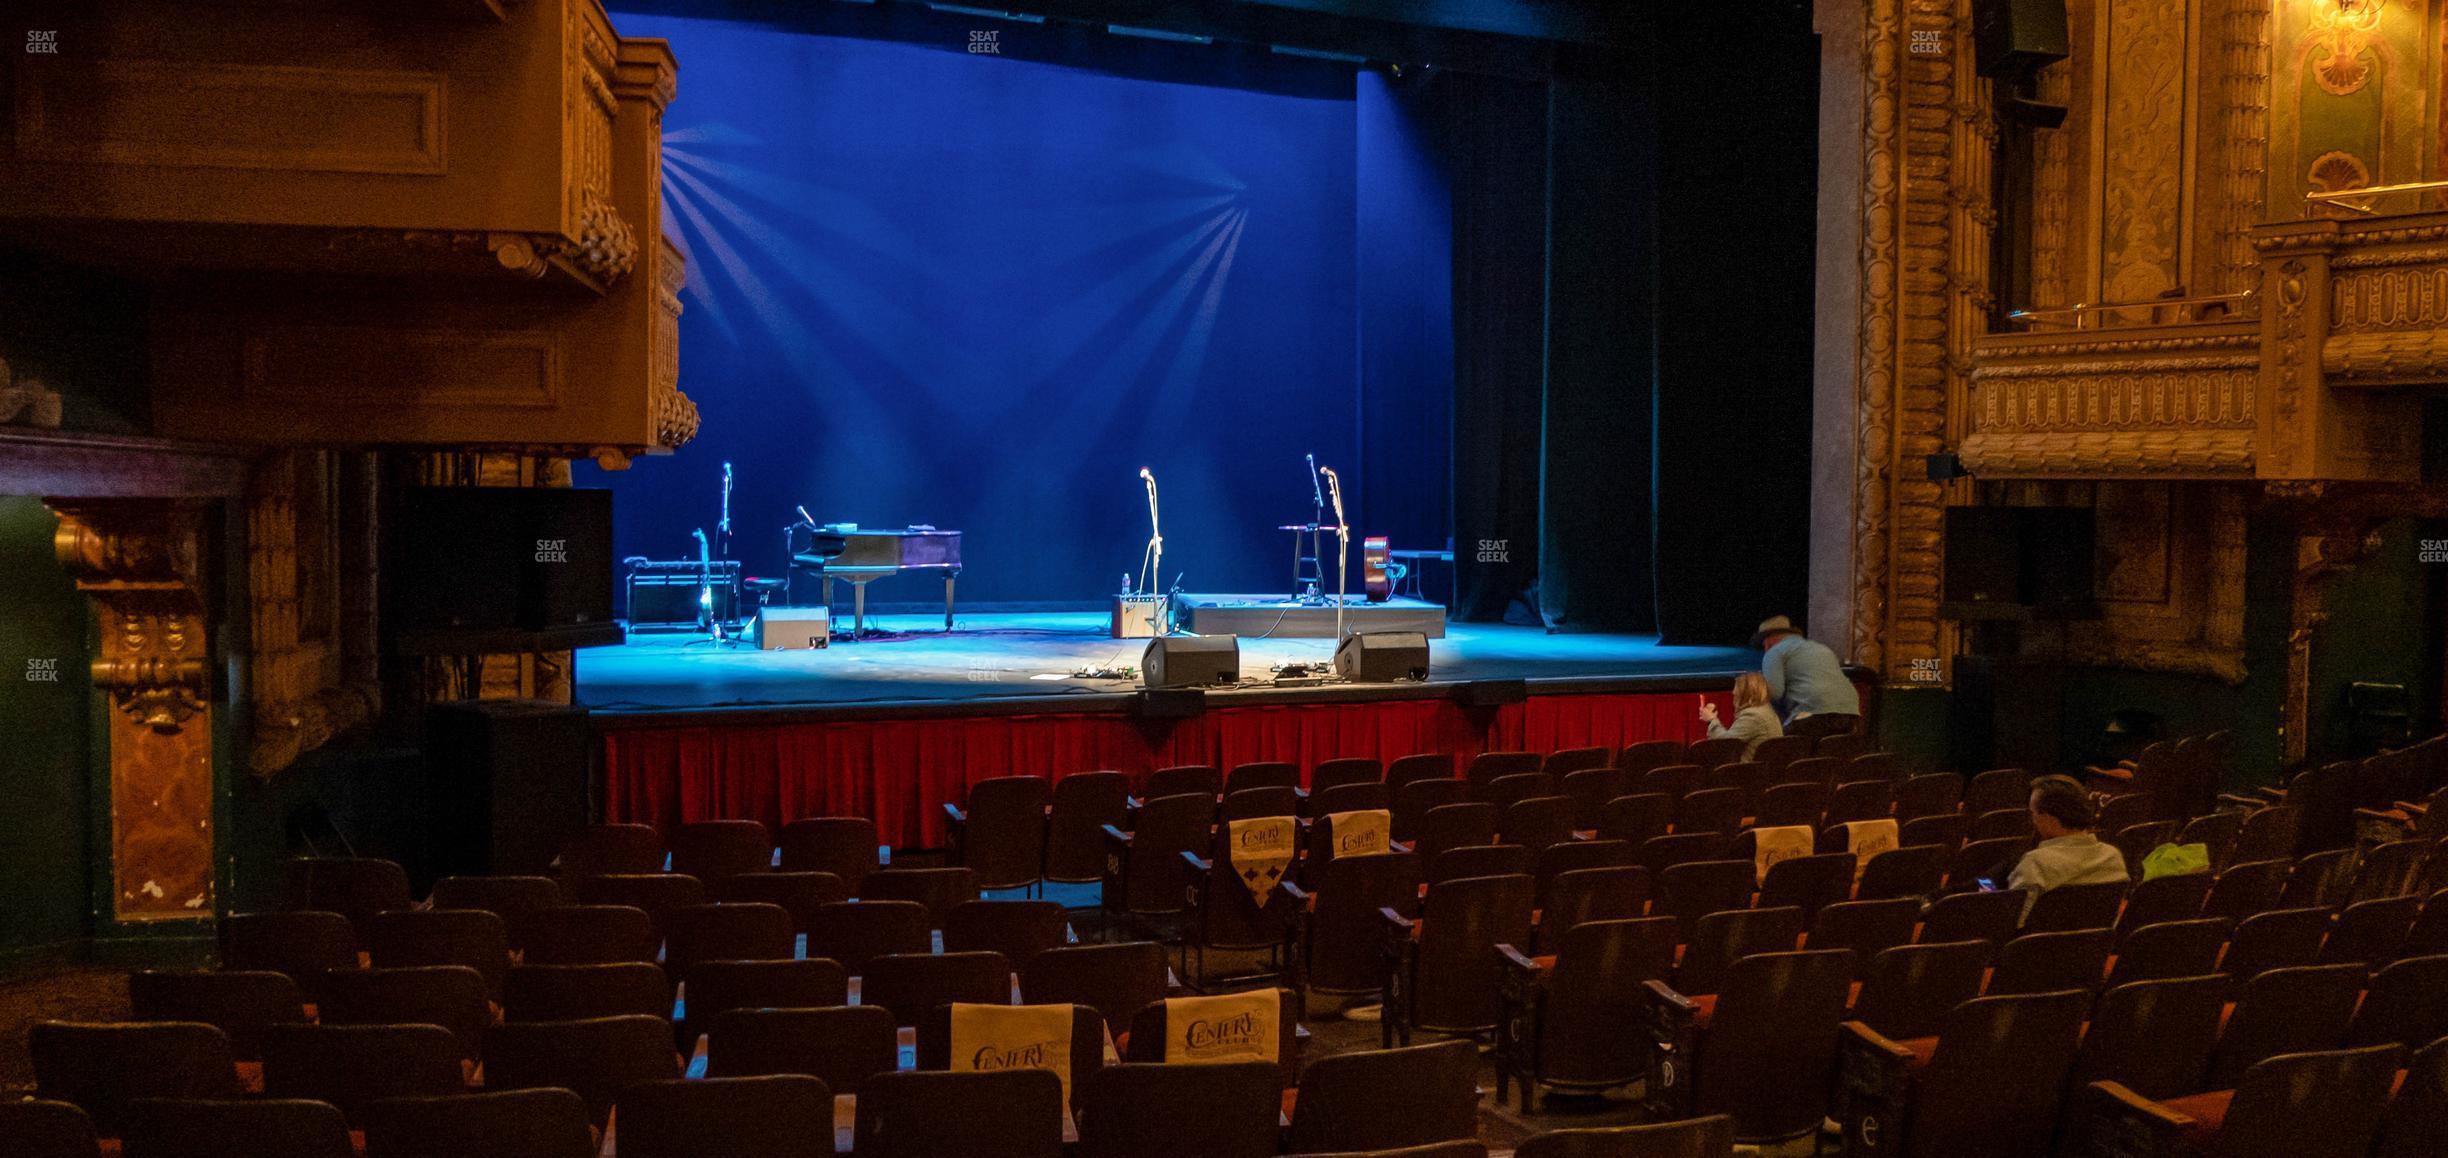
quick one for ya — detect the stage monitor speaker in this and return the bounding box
[420,698,593,881]
[1333,631,1430,683]
[1143,635,1239,689]
[390,487,616,635]
[1973,0,2069,79]
[756,605,831,650]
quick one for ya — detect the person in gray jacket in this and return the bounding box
[1751,615,1862,725]
[1698,671,1784,760]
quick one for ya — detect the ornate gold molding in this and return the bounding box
[652,239,698,450]
[245,451,379,777]
[1963,320,2258,478]
[2322,330,2448,385]
[48,499,217,921]
[561,1,634,285]
[1848,0,1903,675]
[2215,0,2271,296]
[2329,266,2448,332]
[53,503,211,731]
[1959,429,2255,476]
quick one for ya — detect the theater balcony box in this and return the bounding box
[1961,205,2448,486]
[140,38,693,461]
[1,0,637,293]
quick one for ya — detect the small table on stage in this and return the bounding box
[790,528,962,639]
[1387,548,1453,600]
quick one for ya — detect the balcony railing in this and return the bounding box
[2005,290,2257,331]
[2302,179,2448,218]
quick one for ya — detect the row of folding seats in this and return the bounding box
[1472,805,2448,1149]
[21,1008,1743,1157]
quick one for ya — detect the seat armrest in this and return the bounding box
[1840,1020,1917,1063]
[943,803,968,824]
[1101,824,1134,849]
[1278,880,1310,904]
[1181,850,1213,874]
[1497,943,1540,975]
[2071,1079,2199,1158]
[1378,906,1415,935]
[1643,978,1699,1015]
[2086,1081,2192,1128]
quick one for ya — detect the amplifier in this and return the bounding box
[1111,595,1163,639]
[625,560,739,628]
[756,605,831,650]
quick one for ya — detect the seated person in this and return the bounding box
[1698,672,1783,760]
[2003,774,2130,900]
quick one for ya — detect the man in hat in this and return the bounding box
[1751,615,1860,725]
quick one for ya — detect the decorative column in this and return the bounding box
[49,499,217,921]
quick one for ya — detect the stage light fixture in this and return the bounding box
[926,3,1046,23]
[1269,44,1369,64]
[1106,24,1214,45]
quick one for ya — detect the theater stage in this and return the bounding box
[581,613,1771,850]
[575,611,1755,714]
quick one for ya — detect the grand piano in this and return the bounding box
[789,526,962,638]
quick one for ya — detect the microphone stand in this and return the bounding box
[718,462,734,564]
[1305,453,1325,603]
[1321,466,1349,640]
[1139,468,1165,636]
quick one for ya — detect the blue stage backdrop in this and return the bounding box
[581,15,1468,610]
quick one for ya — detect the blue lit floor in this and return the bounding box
[574,611,1756,713]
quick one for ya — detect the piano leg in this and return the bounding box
[853,582,867,639]
[943,575,956,632]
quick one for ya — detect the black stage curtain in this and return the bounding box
[1447,9,1815,641]
[1647,13,1819,645]
[1538,66,1656,632]
[1447,69,1550,623]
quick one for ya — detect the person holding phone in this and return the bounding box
[1698,672,1784,760]
[1998,774,2129,910]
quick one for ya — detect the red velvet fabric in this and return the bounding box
[602,689,1735,849]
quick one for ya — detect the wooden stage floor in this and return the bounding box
[574,611,1757,715]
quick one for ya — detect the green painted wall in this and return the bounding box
[1878,506,2441,793]
[2304,517,2444,763]
[0,497,95,968]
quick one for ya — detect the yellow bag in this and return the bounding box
[2141,842,2211,881]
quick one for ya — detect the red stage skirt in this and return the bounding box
[600,688,1738,849]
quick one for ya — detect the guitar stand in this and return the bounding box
[683,619,746,648]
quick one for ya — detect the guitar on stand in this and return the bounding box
[1363,536,1393,602]
[691,528,716,633]
[687,460,743,647]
